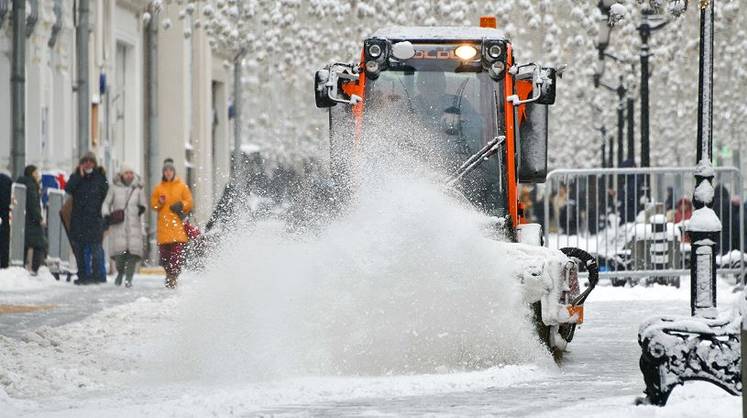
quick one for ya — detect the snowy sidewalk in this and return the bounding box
[0,268,171,339]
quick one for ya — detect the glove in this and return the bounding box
[138,205,146,216]
[169,201,186,220]
[169,201,184,213]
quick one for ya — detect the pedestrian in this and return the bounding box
[103,164,146,287]
[0,169,11,268]
[16,165,48,275]
[673,197,692,224]
[151,158,193,288]
[65,152,109,285]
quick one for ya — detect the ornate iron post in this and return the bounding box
[636,0,743,406]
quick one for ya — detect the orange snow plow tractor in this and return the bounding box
[314,18,598,357]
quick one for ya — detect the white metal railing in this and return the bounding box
[541,167,745,282]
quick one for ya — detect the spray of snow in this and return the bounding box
[154,107,550,382]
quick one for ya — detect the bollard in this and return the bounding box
[46,189,75,280]
[9,183,26,267]
[46,189,64,278]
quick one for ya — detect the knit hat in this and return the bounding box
[80,151,97,165]
[162,158,175,172]
[119,162,135,175]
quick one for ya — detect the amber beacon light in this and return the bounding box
[480,16,497,28]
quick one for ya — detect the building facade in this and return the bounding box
[0,0,233,228]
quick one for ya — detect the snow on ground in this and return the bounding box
[0,268,66,293]
[0,267,552,417]
[591,274,741,304]
[0,264,741,417]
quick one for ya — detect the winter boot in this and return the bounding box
[165,274,177,289]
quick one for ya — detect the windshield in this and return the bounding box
[362,58,507,215]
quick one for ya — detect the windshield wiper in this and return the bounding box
[445,136,505,187]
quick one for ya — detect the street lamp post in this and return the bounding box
[594,1,631,168]
[637,8,669,167]
[636,0,742,406]
[616,79,625,166]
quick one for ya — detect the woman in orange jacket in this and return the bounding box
[151,158,193,288]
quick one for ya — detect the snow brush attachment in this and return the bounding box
[539,247,599,359]
[560,247,599,305]
[560,247,599,324]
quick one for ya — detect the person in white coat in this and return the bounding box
[103,164,146,287]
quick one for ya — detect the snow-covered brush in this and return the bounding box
[608,3,627,25]
[640,0,689,17]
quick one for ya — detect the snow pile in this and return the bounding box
[539,381,740,418]
[688,207,722,232]
[0,295,178,403]
[592,276,739,306]
[0,268,64,292]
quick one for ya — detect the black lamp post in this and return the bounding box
[637,8,669,168]
[594,0,628,168]
[636,0,742,407]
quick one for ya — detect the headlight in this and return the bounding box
[365,60,380,73]
[454,45,478,61]
[488,44,502,59]
[368,44,382,59]
[489,61,505,80]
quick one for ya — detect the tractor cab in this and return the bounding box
[315,18,559,238]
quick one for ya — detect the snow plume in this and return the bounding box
[158,108,549,383]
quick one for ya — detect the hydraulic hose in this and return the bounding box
[560,247,599,306]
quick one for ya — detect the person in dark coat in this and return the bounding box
[65,152,109,285]
[0,170,12,268]
[17,165,47,275]
[617,158,643,224]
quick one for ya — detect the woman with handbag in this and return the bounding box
[17,165,47,275]
[103,164,146,287]
[151,158,193,289]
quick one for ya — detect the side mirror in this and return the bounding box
[314,70,337,108]
[314,63,361,108]
[508,64,560,106]
[536,67,557,105]
[518,103,548,183]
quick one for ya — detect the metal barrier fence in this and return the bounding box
[541,167,745,283]
[9,183,26,267]
[47,189,75,279]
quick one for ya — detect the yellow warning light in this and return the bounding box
[454,45,478,61]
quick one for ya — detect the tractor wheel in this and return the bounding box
[531,302,575,363]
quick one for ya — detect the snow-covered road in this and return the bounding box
[0,267,741,417]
